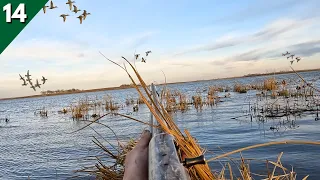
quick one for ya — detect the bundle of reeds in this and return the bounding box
[162,89,177,112]
[192,95,203,111]
[234,84,247,93]
[263,78,278,91]
[137,96,145,104]
[104,95,119,112]
[178,92,188,112]
[75,137,137,180]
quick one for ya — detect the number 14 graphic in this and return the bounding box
[3,3,27,23]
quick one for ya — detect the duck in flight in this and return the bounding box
[134,54,140,59]
[66,0,75,10]
[19,74,25,81]
[82,10,91,20]
[25,70,32,82]
[42,76,48,84]
[141,57,146,63]
[77,15,83,24]
[282,51,290,56]
[290,60,294,65]
[296,57,301,62]
[60,14,69,22]
[43,5,49,13]
[30,84,36,91]
[49,1,58,9]
[35,79,41,88]
[73,5,81,13]
[19,74,28,86]
[146,51,152,56]
[289,54,295,59]
[22,80,28,86]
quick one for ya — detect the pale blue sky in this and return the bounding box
[1,0,320,98]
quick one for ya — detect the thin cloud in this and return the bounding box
[121,31,158,49]
[169,63,193,67]
[175,17,315,56]
[219,39,320,65]
[288,40,320,57]
[212,0,314,24]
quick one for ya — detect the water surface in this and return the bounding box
[0,71,320,179]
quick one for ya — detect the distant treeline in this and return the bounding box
[119,83,141,88]
[244,68,320,77]
[40,84,142,95]
[41,88,82,95]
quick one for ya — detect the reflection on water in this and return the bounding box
[0,71,320,179]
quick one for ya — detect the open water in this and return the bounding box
[0,71,320,180]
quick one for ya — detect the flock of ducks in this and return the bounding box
[19,70,47,91]
[134,50,152,63]
[282,51,301,65]
[43,0,91,24]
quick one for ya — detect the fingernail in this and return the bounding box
[140,129,150,137]
[143,129,150,135]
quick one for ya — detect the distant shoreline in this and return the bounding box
[1,68,319,101]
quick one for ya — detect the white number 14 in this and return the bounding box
[3,3,27,23]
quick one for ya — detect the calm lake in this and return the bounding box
[0,71,320,180]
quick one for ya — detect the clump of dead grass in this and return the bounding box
[263,78,278,91]
[234,84,248,93]
[104,95,119,112]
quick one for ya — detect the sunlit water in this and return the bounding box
[0,71,320,180]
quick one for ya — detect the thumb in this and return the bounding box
[136,130,152,148]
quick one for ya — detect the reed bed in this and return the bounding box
[104,95,119,112]
[70,100,89,120]
[234,84,248,93]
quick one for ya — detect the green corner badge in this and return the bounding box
[0,0,48,54]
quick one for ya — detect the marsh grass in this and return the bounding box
[234,84,248,93]
[192,95,204,111]
[104,95,119,112]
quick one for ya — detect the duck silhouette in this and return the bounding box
[282,51,290,56]
[66,0,75,10]
[82,10,91,20]
[35,79,41,88]
[42,76,48,84]
[77,15,83,24]
[43,5,49,13]
[73,5,81,13]
[49,1,58,9]
[30,82,36,91]
[60,14,69,22]
[296,57,301,62]
[146,50,152,56]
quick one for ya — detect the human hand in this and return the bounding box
[123,130,152,180]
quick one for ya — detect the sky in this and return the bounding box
[1,0,320,98]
